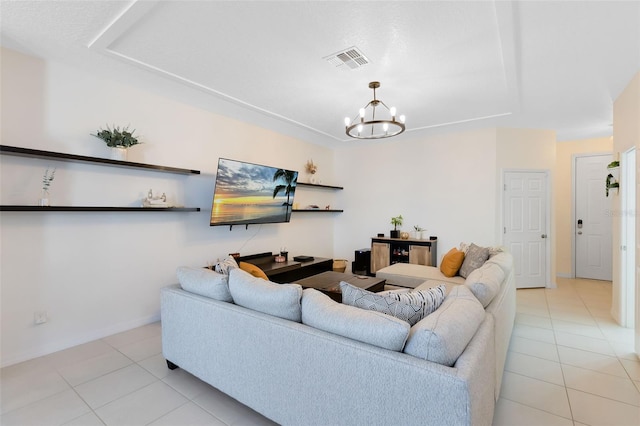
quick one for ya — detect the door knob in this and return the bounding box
[577,231,582,235]
[541,234,547,239]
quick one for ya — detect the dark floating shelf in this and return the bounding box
[0,206,200,212]
[0,145,201,175]
[296,182,343,190]
[292,209,343,213]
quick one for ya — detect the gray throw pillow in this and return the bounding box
[228,268,302,322]
[301,288,409,351]
[340,282,446,326]
[459,243,490,278]
[176,266,233,302]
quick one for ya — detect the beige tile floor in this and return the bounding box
[494,277,640,426]
[1,277,638,425]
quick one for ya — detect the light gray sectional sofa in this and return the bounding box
[376,251,516,400]
[162,253,515,426]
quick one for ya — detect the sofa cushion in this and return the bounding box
[465,263,505,307]
[440,247,465,277]
[404,285,485,366]
[238,261,268,280]
[459,243,490,278]
[228,268,302,322]
[376,263,465,288]
[176,266,233,302]
[485,251,513,276]
[340,281,446,326]
[214,255,239,275]
[301,288,410,351]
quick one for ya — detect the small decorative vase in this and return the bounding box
[400,231,410,239]
[110,147,127,161]
[38,189,50,206]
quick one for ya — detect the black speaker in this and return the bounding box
[352,248,371,276]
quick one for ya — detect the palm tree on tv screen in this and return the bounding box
[272,169,296,211]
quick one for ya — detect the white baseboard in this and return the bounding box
[1,313,161,368]
[556,272,573,278]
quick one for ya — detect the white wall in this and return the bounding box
[333,128,499,264]
[496,128,557,286]
[0,48,337,366]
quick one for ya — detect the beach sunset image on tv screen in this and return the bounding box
[210,158,299,226]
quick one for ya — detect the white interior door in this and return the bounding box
[575,154,613,280]
[503,171,549,288]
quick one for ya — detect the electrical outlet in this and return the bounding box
[34,311,48,325]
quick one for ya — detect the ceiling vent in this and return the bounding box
[324,47,369,69]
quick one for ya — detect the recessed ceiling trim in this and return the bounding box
[87,0,344,142]
[87,0,159,49]
[406,112,513,132]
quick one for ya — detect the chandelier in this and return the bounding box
[344,81,406,139]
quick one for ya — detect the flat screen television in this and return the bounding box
[210,158,299,227]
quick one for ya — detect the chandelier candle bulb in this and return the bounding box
[344,117,351,126]
[390,106,396,117]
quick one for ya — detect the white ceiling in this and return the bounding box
[1,1,639,147]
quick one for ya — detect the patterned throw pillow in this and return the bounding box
[340,282,446,326]
[459,243,490,278]
[214,255,239,275]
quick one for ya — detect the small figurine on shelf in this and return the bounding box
[143,188,169,208]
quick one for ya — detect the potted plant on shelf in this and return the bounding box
[91,124,140,161]
[390,215,403,238]
[413,225,426,240]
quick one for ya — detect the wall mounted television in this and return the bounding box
[210,158,299,227]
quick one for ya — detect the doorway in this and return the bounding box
[503,170,550,288]
[574,154,613,280]
[620,148,636,328]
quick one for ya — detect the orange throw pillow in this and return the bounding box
[440,248,465,277]
[239,261,268,280]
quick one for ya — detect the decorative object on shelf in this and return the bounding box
[400,231,410,239]
[279,247,288,261]
[39,167,56,206]
[91,124,140,161]
[344,81,406,139]
[606,173,619,197]
[142,188,169,207]
[305,159,318,183]
[413,225,426,239]
[390,214,403,238]
[274,255,286,263]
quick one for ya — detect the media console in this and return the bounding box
[238,252,332,283]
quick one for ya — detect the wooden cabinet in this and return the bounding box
[370,237,438,274]
[371,242,391,274]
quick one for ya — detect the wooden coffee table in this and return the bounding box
[294,271,386,302]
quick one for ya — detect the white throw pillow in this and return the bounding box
[176,266,233,302]
[301,288,410,351]
[228,268,302,322]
